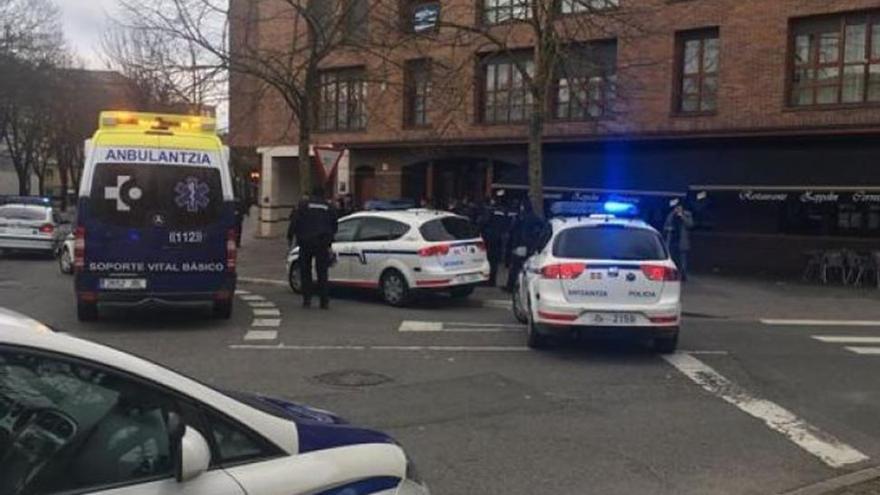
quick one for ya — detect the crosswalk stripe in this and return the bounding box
[813,336,880,344]
[398,320,524,332]
[239,294,266,302]
[844,346,880,355]
[244,330,278,341]
[253,308,281,317]
[234,289,251,295]
[482,299,513,309]
[762,319,880,327]
[248,301,275,308]
[252,318,281,327]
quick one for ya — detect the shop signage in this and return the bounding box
[736,189,880,204]
[852,191,880,203]
[738,190,788,201]
[799,191,839,203]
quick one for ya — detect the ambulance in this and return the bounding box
[74,112,237,321]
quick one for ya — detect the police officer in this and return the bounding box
[481,196,508,287]
[293,186,338,309]
[505,200,548,292]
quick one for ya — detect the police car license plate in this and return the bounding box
[100,278,147,290]
[585,312,637,325]
[457,273,482,284]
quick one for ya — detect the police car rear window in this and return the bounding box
[553,225,667,261]
[0,206,47,221]
[89,163,222,228]
[420,217,479,241]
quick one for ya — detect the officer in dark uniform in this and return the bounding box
[293,186,338,309]
[505,200,548,292]
[481,197,507,287]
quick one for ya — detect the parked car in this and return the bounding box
[0,306,429,495]
[0,202,68,256]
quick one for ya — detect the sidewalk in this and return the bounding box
[236,216,880,321]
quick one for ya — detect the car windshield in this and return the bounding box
[0,206,48,221]
[89,163,223,228]
[553,225,667,260]
[419,216,479,241]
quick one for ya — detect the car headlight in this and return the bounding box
[396,458,429,494]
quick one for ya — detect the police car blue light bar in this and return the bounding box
[550,200,639,217]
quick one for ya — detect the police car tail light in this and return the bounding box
[541,263,585,279]
[74,226,86,271]
[226,229,238,272]
[476,240,487,251]
[641,264,679,281]
[418,244,450,257]
[38,224,54,234]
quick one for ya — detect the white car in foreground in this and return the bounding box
[513,212,681,352]
[287,210,489,306]
[0,307,428,495]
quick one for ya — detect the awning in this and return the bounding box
[493,183,686,198]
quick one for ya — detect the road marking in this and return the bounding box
[234,289,251,295]
[230,344,531,352]
[239,276,288,287]
[244,330,278,341]
[663,352,869,468]
[248,301,276,308]
[398,320,524,333]
[684,350,730,355]
[252,318,281,327]
[239,294,266,302]
[253,308,281,317]
[844,347,880,355]
[813,336,880,344]
[762,319,880,327]
[482,299,513,309]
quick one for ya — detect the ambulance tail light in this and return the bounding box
[39,224,54,234]
[541,263,585,279]
[226,229,238,272]
[476,240,486,252]
[419,244,450,257]
[74,226,86,272]
[641,264,679,281]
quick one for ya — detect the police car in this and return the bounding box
[287,209,489,306]
[0,307,429,494]
[0,201,67,255]
[512,202,681,352]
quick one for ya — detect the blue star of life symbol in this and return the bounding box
[174,177,210,213]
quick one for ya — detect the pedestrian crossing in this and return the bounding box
[812,335,880,355]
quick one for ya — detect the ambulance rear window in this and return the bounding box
[554,225,667,261]
[89,163,223,228]
[420,216,479,241]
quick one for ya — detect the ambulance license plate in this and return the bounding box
[586,312,637,325]
[100,278,147,290]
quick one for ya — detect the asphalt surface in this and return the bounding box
[2,252,880,494]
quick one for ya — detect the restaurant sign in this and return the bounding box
[736,190,880,203]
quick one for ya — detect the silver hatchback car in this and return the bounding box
[0,203,65,255]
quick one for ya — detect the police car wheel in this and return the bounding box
[77,302,98,322]
[288,262,302,294]
[59,248,73,274]
[213,301,233,319]
[512,286,528,324]
[526,318,550,349]
[449,286,474,299]
[653,332,679,354]
[380,270,409,307]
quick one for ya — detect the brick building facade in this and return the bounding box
[231,0,880,274]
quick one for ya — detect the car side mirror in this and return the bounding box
[168,412,211,483]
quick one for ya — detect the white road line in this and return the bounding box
[238,276,288,287]
[684,350,730,355]
[813,336,880,344]
[762,319,880,327]
[253,308,281,317]
[248,301,276,308]
[482,299,513,309]
[239,294,266,302]
[234,289,251,295]
[398,320,524,332]
[844,347,880,355]
[252,318,281,327]
[230,344,531,352]
[244,330,278,341]
[663,352,869,468]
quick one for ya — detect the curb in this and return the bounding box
[780,466,880,495]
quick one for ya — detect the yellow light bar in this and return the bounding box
[99,111,217,135]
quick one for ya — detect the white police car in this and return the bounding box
[0,307,429,494]
[287,210,489,306]
[512,202,681,352]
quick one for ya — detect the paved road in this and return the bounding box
[2,253,879,494]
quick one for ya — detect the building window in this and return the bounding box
[675,28,720,114]
[480,54,534,124]
[404,59,431,127]
[790,11,880,107]
[318,67,367,132]
[408,1,440,33]
[483,0,531,25]
[553,41,617,120]
[343,0,369,43]
[559,0,619,14]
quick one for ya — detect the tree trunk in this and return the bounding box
[527,60,548,218]
[298,110,312,198]
[59,161,69,210]
[36,173,45,197]
[17,170,30,196]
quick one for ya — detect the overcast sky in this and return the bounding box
[56,0,119,69]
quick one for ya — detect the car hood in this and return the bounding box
[231,391,397,454]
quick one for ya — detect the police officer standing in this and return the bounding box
[505,200,548,292]
[481,196,507,288]
[293,186,338,309]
